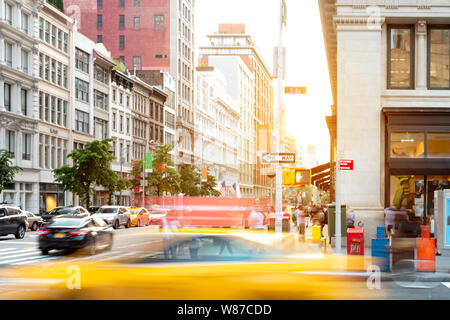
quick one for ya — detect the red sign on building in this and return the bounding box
[339,159,354,171]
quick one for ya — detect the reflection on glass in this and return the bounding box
[390,132,425,158]
[430,29,450,88]
[390,28,411,88]
[427,133,450,158]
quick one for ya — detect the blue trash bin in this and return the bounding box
[372,226,390,272]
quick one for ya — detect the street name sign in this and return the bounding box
[262,152,296,164]
[339,159,353,171]
[284,86,306,95]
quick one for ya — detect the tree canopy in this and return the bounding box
[146,143,180,196]
[53,139,116,208]
[0,150,22,195]
[47,0,64,12]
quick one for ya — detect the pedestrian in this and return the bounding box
[218,238,233,255]
[297,206,306,239]
[189,237,202,259]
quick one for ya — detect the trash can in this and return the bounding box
[268,213,290,232]
[327,204,347,241]
[417,225,435,272]
[347,228,364,255]
[372,226,390,272]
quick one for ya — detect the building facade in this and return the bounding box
[194,66,240,193]
[64,0,195,168]
[199,24,274,198]
[0,0,40,212]
[319,0,450,245]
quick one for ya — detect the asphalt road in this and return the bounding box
[0,226,448,299]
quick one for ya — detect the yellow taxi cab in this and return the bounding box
[128,207,150,227]
[0,228,386,300]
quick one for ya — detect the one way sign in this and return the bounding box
[261,152,296,164]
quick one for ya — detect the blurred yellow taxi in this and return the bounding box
[128,207,150,227]
[0,229,385,300]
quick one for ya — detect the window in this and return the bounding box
[154,14,165,30]
[5,130,15,157]
[97,14,103,28]
[21,50,28,73]
[132,56,142,70]
[94,118,108,140]
[39,18,44,39]
[112,89,116,102]
[51,59,56,83]
[120,114,123,132]
[63,65,68,88]
[44,94,49,121]
[133,16,140,29]
[134,0,140,7]
[51,25,56,46]
[5,3,12,25]
[390,132,425,158]
[165,111,175,129]
[45,21,50,42]
[22,13,29,33]
[387,25,414,89]
[75,110,89,133]
[94,90,108,110]
[427,133,450,158]
[126,117,130,134]
[4,83,11,112]
[75,48,90,73]
[58,30,62,50]
[21,89,27,115]
[97,35,103,43]
[63,33,68,53]
[75,78,89,102]
[112,112,117,130]
[22,134,31,160]
[429,26,450,89]
[120,0,125,8]
[97,0,103,8]
[120,92,123,105]
[95,65,108,83]
[44,55,50,80]
[57,62,62,86]
[119,15,125,29]
[57,99,62,125]
[63,101,67,127]
[5,42,12,67]
[119,35,125,49]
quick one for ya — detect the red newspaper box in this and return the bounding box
[347,228,364,255]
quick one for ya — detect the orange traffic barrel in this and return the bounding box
[416,237,435,272]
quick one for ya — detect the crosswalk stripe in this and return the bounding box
[442,282,450,289]
[0,249,39,257]
[14,257,59,265]
[1,242,37,245]
[0,254,55,265]
[0,248,17,253]
[97,251,136,261]
[0,252,42,262]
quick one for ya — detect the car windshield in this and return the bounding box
[96,208,118,214]
[47,218,87,228]
[129,209,139,214]
[48,207,75,215]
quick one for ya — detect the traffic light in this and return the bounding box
[282,169,294,186]
[294,168,311,185]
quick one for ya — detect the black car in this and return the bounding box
[88,206,101,215]
[0,205,28,239]
[41,206,90,225]
[38,215,114,255]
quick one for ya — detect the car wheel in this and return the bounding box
[113,220,120,229]
[41,249,49,255]
[31,222,39,231]
[125,219,131,228]
[15,224,25,239]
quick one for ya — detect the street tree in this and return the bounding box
[102,172,131,205]
[200,173,221,197]
[0,150,22,196]
[53,139,116,208]
[146,143,180,196]
[179,165,201,196]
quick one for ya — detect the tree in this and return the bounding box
[53,139,116,208]
[200,173,221,197]
[47,0,64,12]
[146,144,180,196]
[130,160,143,190]
[103,172,130,205]
[179,165,201,196]
[0,150,22,195]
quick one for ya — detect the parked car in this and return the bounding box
[23,211,44,231]
[148,205,168,226]
[38,215,114,255]
[88,206,101,215]
[94,206,131,229]
[128,207,150,227]
[0,204,29,239]
[41,206,90,225]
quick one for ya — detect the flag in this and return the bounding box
[229,184,237,197]
[220,181,226,197]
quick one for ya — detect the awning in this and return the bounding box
[310,162,334,191]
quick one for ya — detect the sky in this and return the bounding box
[195,0,333,164]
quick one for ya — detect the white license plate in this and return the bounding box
[53,233,65,238]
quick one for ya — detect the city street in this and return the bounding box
[0,226,448,299]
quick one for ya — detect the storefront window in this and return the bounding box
[390,132,425,158]
[427,133,450,158]
[429,28,450,88]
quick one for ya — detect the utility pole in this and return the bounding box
[119,147,123,206]
[275,0,286,234]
